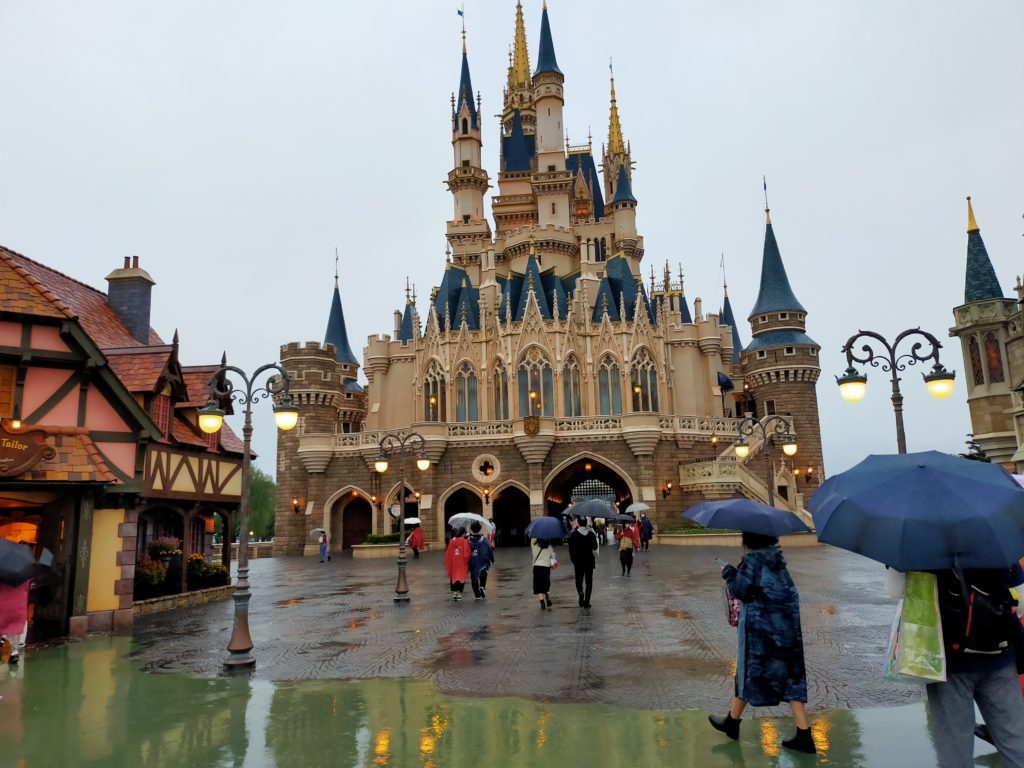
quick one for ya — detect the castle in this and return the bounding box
[274,2,825,554]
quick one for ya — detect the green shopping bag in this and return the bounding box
[884,571,947,684]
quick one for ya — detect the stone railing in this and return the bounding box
[660,416,743,435]
[554,416,622,433]
[447,421,513,437]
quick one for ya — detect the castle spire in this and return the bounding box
[511,0,531,88]
[533,1,562,77]
[455,28,478,130]
[325,264,358,365]
[608,62,626,158]
[964,196,1005,303]
[749,207,805,318]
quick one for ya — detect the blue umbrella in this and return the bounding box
[525,516,566,541]
[809,450,1024,570]
[682,498,810,537]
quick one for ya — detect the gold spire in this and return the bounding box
[511,1,530,88]
[967,195,979,232]
[608,61,625,157]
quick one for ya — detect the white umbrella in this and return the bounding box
[625,502,650,516]
[309,528,326,539]
[447,512,493,533]
[404,517,422,525]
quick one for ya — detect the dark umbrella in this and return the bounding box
[0,538,38,586]
[569,499,616,519]
[32,548,60,587]
[809,450,1024,571]
[682,498,810,537]
[607,514,636,525]
[525,516,567,541]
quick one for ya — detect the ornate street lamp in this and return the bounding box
[374,431,430,602]
[198,362,298,668]
[733,414,797,507]
[838,328,956,454]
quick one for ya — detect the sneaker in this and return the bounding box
[545,595,552,607]
[8,653,18,666]
[455,593,462,601]
[475,595,483,600]
[480,588,485,599]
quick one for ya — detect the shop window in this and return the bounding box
[152,395,171,440]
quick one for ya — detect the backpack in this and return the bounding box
[937,569,1016,656]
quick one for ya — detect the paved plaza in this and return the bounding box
[132,543,918,714]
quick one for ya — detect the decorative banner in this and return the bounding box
[0,424,56,477]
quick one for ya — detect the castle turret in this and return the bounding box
[950,196,1016,466]
[603,71,640,258]
[741,207,824,489]
[531,2,571,228]
[446,30,491,252]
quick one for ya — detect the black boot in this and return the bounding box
[782,727,816,754]
[708,713,741,740]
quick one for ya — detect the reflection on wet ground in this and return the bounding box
[1,637,985,768]
[130,546,920,712]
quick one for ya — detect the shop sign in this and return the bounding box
[0,426,56,477]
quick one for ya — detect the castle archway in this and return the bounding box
[491,484,530,547]
[441,487,483,540]
[543,453,635,517]
[327,488,374,551]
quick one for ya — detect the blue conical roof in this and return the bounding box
[748,216,805,318]
[964,213,1004,303]
[503,109,532,172]
[456,50,478,130]
[721,294,743,363]
[325,283,358,364]
[398,301,416,344]
[533,4,562,76]
[515,254,552,320]
[611,164,636,204]
[679,294,693,324]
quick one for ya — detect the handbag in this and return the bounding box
[724,588,741,627]
[884,571,947,684]
[550,552,559,569]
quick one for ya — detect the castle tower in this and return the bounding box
[503,1,534,126]
[446,29,491,257]
[740,207,824,488]
[602,70,640,260]
[531,1,571,228]
[950,197,1017,466]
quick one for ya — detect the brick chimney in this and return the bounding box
[105,255,156,344]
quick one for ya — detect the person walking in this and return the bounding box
[925,566,1024,768]
[318,530,330,563]
[468,521,495,599]
[406,524,425,559]
[708,531,815,754]
[639,514,654,552]
[531,538,554,610]
[615,526,634,577]
[444,528,471,601]
[0,580,30,665]
[568,515,598,608]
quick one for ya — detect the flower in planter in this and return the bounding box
[149,536,183,557]
[135,556,168,586]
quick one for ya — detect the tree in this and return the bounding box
[247,465,277,540]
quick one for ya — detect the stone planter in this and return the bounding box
[351,543,430,559]
[134,584,235,616]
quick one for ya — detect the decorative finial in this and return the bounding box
[663,260,671,291]
[334,246,340,287]
[405,277,411,303]
[458,4,466,53]
[649,264,655,295]
[677,263,685,294]
[607,58,625,157]
[967,195,979,233]
[721,252,728,296]
[412,283,417,304]
[529,234,536,256]
[763,175,771,224]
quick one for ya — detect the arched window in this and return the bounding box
[423,360,446,422]
[597,355,622,416]
[493,361,509,420]
[596,237,607,262]
[517,348,553,417]
[455,362,478,422]
[562,356,582,417]
[969,335,984,386]
[630,349,659,412]
[461,118,468,135]
[985,332,1005,384]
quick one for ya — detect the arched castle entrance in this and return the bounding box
[441,486,482,538]
[491,482,530,547]
[543,453,636,517]
[326,488,374,551]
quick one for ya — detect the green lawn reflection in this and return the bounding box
[0,637,949,767]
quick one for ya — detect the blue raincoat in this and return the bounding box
[468,534,494,579]
[722,546,808,707]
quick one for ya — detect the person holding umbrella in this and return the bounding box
[639,513,654,552]
[467,521,494,599]
[406,520,425,559]
[444,528,471,601]
[0,541,36,665]
[567,515,598,608]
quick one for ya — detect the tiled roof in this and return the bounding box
[720,294,743,363]
[533,3,562,77]
[171,415,209,448]
[964,228,1005,304]
[325,284,359,364]
[745,329,819,352]
[503,110,533,173]
[218,421,247,456]
[611,164,636,204]
[23,428,118,484]
[105,347,173,393]
[2,246,163,348]
[749,219,806,318]
[0,248,75,319]
[456,50,478,130]
[398,301,416,344]
[181,366,219,407]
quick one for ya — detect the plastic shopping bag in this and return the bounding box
[884,571,947,684]
[724,588,741,628]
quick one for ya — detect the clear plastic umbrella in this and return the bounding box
[447,512,492,533]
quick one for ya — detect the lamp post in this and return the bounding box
[733,415,798,507]
[374,431,431,603]
[836,328,956,454]
[197,363,298,668]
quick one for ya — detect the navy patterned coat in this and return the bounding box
[722,546,808,707]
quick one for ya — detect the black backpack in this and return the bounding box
[937,569,1016,656]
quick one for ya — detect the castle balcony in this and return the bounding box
[446,166,490,186]
[676,456,812,526]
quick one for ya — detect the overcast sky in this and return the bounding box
[1,2,1022,475]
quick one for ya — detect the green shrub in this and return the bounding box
[365,533,401,545]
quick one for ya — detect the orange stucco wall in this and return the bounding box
[31,325,71,352]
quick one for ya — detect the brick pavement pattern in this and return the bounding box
[132,545,919,713]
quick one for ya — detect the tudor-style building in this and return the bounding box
[274,2,826,554]
[0,248,245,637]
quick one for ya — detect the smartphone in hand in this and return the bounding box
[714,557,729,568]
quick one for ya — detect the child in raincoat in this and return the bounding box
[444,529,471,601]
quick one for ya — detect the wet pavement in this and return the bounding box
[131,544,919,714]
